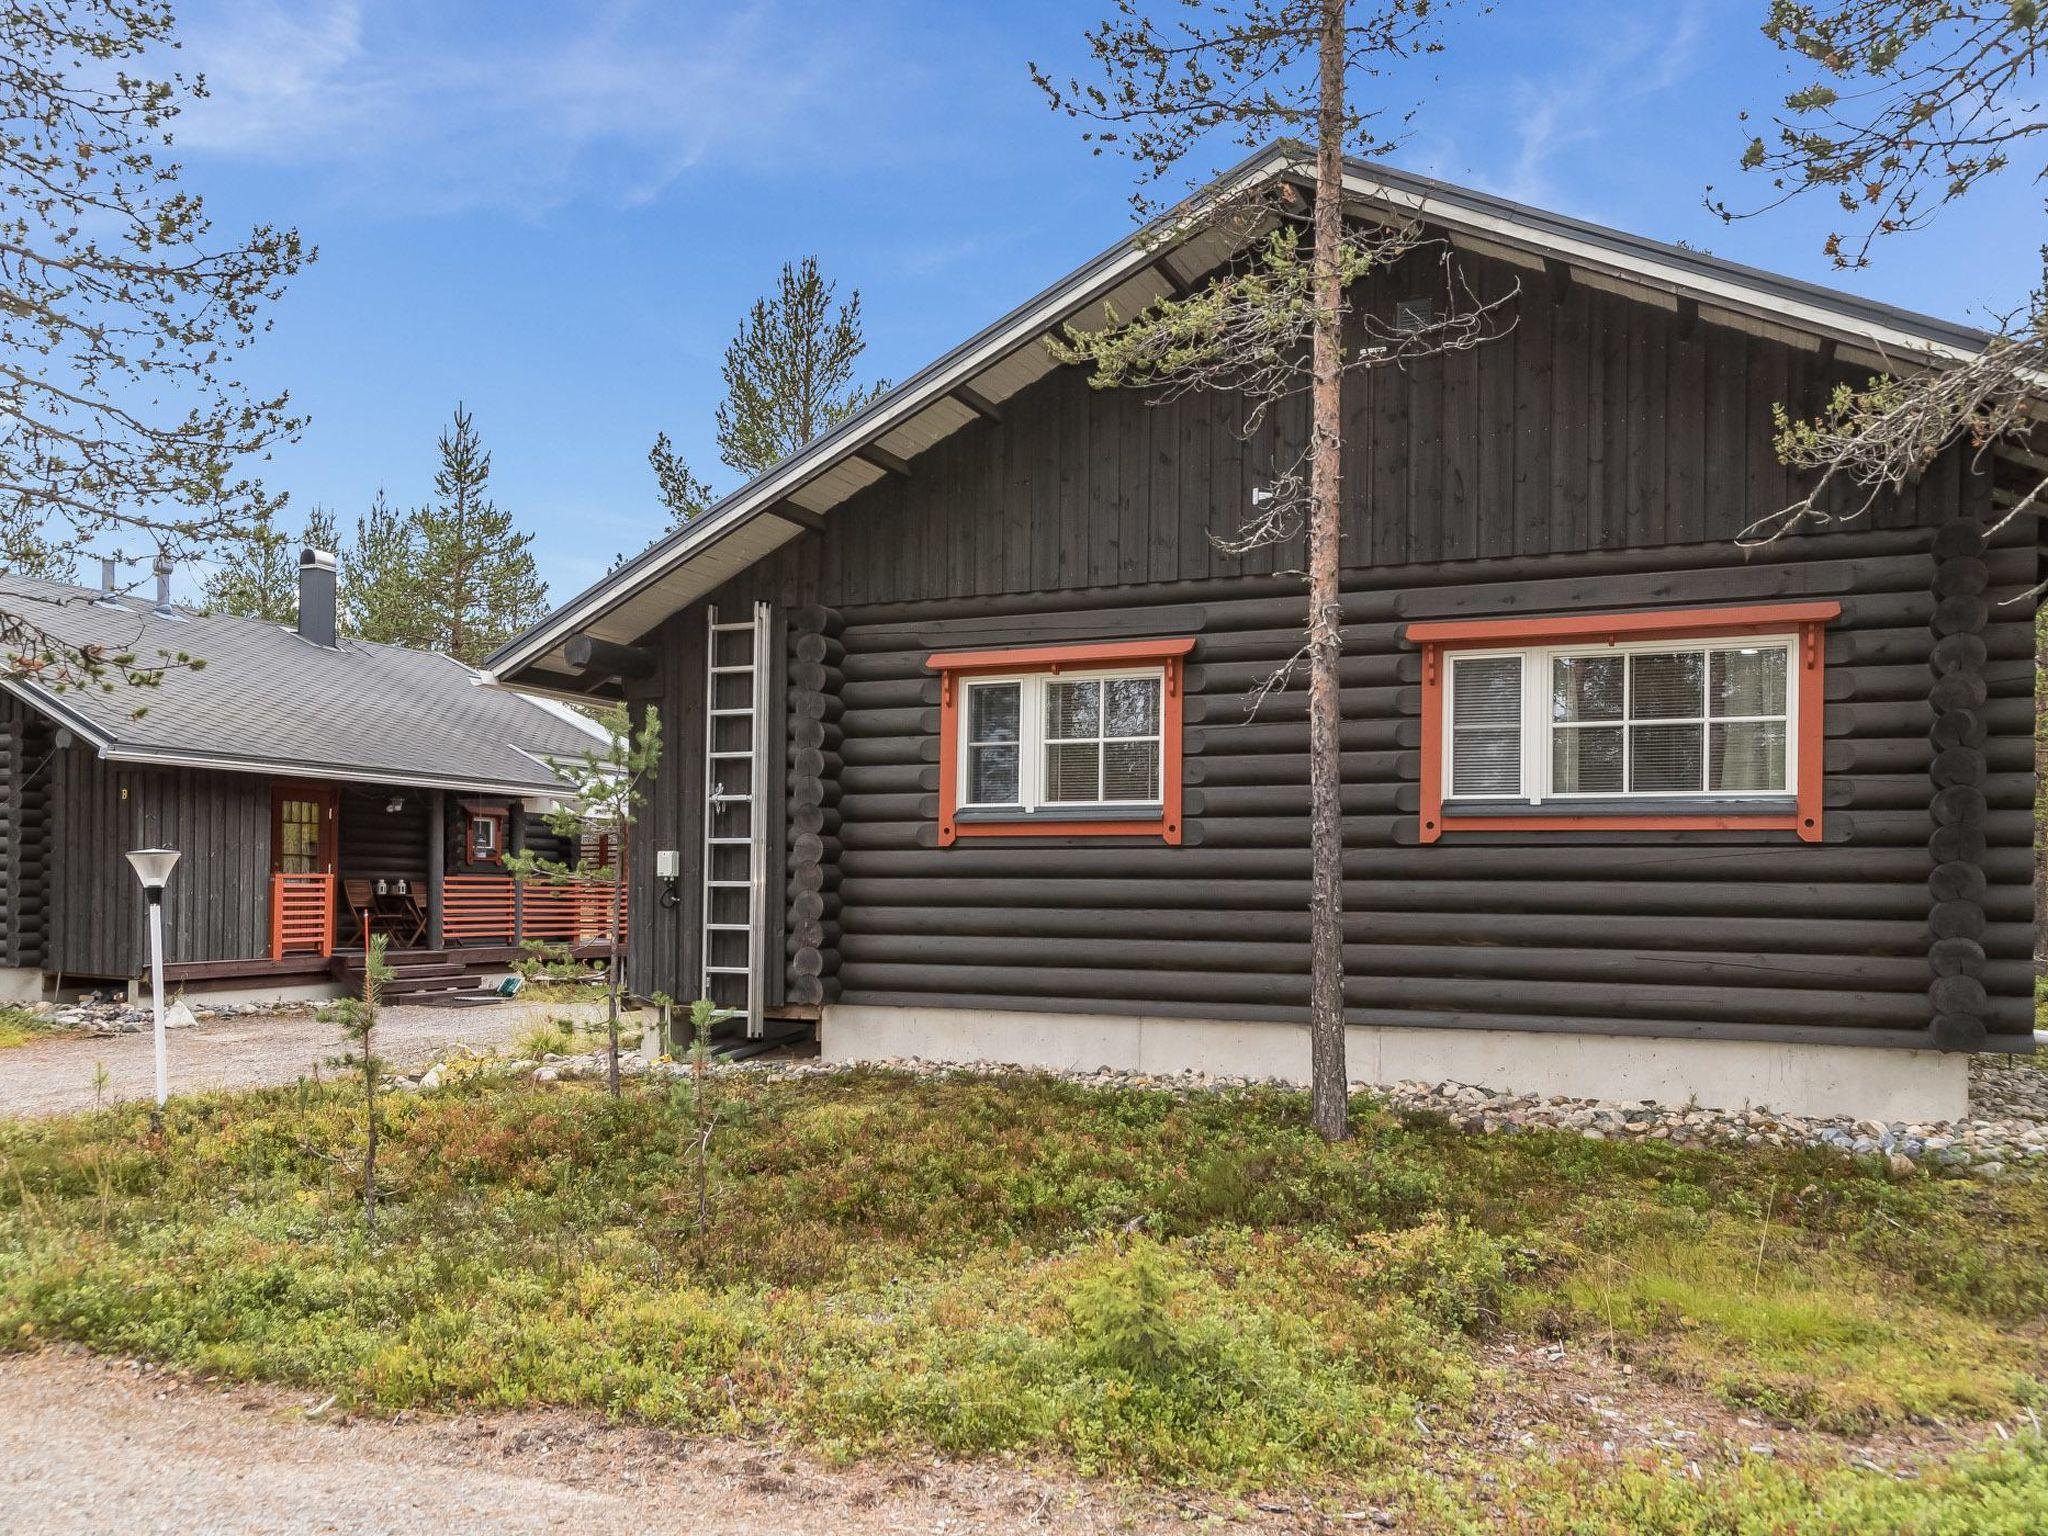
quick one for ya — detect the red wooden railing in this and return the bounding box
[442,873,627,947]
[270,873,336,959]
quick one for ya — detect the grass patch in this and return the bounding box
[0,1008,64,1051]
[1478,1436,2048,1534]
[2,1069,2044,1512]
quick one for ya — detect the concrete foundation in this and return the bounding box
[0,967,44,1005]
[130,977,346,1009]
[819,1004,1970,1123]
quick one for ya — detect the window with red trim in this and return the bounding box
[466,807,507,863]
[1406,603,1834,844]
[926,639,1191,845]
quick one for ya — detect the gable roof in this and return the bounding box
[486,141,1993,694]
[1,571,608,795]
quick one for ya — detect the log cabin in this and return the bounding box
[0,552,622,1006]
[488,145,2041,1121]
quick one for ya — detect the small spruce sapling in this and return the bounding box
[506,704,662,1098]
[325,934,392,1233]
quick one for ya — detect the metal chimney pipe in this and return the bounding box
[99,556,116,597]
[297,548,338,647]
[152,554,174,616]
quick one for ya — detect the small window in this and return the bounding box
[960,670,1166,812]
[467,809,506,863]
[928,638,1192,845]
[1407,603,1834,843]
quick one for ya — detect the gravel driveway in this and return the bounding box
[0,1350,1216,1536]
[0,1003,539,1118]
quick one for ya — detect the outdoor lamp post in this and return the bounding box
[125,848,181,1111]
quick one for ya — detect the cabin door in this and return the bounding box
[270,782,338,875]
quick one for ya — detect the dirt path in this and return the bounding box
[0,1350,1237,1536]
[0,1003,538,1118]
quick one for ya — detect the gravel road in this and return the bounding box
[0,1003,537,1118]
[0,1350,1225,1536]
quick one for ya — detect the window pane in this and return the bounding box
[1451,728,1521,797]
[1552,725,1624,793]
[1552,655,1623,722]
[1629,651,1704,719]
[1709,721,1787,792]
[1451,655,1521,726]
[1103,740,1160,801]
[1044,741,1101,802]
[1103,676,1161,736]
[1710,648,1787,718]
[968,683,1020,743]
[1630,722,1705,792]
[1045,679,1100,740]
[969,743,1019,804]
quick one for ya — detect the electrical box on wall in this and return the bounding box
[655,849,680,879]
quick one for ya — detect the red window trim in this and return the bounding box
[1408,601,1836,845]
[926,638,1193,846]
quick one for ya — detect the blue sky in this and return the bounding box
[165,0,2040,603]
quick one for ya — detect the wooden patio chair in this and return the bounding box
[343,879,395,948]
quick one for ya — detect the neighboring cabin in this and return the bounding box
[488,145,2040,1121]
[0,553,621,1006]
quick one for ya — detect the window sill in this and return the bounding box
[956,804,1164,824]
[1443,796,1796,818]
[944,803,1180,844]
[1429,797,1813,840]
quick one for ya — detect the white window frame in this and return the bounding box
[1443,633,1799,805]
[958,666,1168,814]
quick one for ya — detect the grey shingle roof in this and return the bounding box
[1,572,606,794]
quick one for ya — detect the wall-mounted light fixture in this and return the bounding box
[385,795,405,814]
[656,848,683,909]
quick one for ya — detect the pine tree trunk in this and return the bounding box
[2035,610,2045,977]
[606,872,624,1098]
[1306,0,1350,1142]
[363,1057,378,1235]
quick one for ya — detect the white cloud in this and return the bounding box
[170,0,885,216]
[1491,1,1708,207]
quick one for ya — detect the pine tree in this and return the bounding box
[202,506,340,623]
[347,490,426,648]
[717,256,891,477]
[1038,0,1508,1140]
[644,256,889,532]
[649,432,715,532]
[406,405,549,663]
[0,2,307,688]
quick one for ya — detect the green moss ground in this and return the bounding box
[3,1068,2044,1528]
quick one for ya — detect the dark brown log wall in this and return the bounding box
[816,525,2031,1050]
[816,256,1960,608]
[0,693,51,970]
[618,267,2033,1050]
[43,751,271,978]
